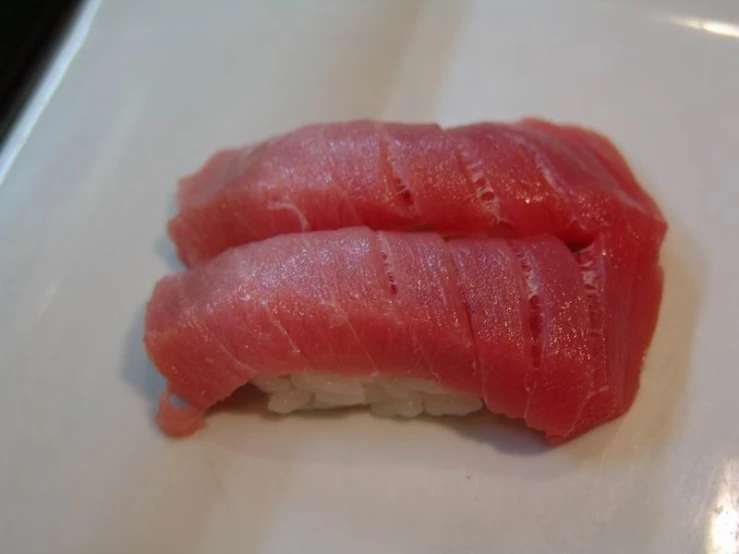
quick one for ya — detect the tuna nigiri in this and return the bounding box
[169,119,665,266]
[145,119,666,442]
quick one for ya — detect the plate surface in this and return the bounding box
[1,1,738,553]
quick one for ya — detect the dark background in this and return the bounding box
[0,0,80,143]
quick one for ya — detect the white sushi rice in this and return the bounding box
[251,373,484,418]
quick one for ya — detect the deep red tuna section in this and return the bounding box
[168,119,664,266]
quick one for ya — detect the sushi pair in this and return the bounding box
[144,119,666,442]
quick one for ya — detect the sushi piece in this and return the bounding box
[145,227,663,442]
[169,119,666,266]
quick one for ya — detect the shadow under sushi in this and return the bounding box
[438,413,552,455]
[154,233,183,272]
[121,303,167,423]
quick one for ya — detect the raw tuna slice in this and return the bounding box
[169,120,665,265]
[144,227,655,442]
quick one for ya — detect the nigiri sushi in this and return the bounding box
[145,119,666,442]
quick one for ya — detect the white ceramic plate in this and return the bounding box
[1,1,737,552]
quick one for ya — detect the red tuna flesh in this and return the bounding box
[169,120,665,266]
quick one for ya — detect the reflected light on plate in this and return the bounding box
[707,460,739,554]
[670,16,739,39]
[0,0,102,187]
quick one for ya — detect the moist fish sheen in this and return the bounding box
[145,119,666,443]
